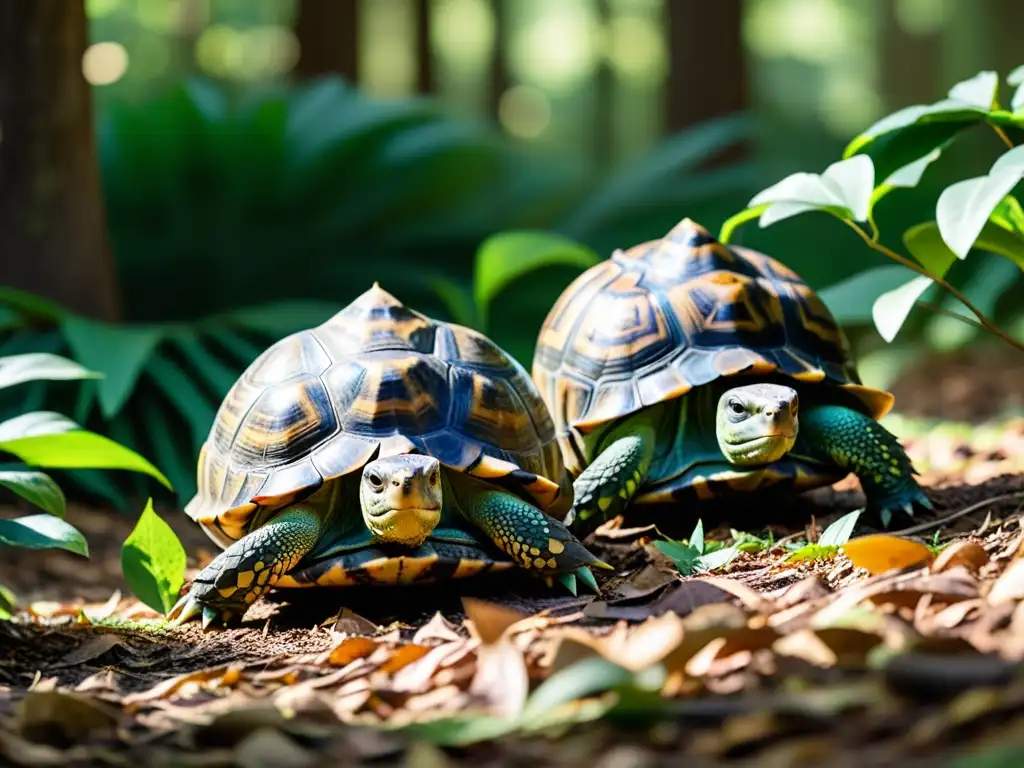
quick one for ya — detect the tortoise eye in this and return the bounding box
[728,399,745,415]
[366,471,384,490]
[429,472,439,486]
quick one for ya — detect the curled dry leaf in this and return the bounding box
[412,612,462,645]
[233,727,316,768]
[461,598,528,645]
[319,636,378,667]
[50,633,124,668]
[330,608,380,636]
[378,644,432,676]
[987,558,1024,604]
[693,576,773,612]
[773,627,883,669]
[841,535,934,575]
[931,540,989,575]
[470,641,529,719]
[18,690,120,744]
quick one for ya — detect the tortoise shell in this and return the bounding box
[187,284,570,552]
[532,218,894,480]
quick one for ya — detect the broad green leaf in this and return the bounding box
[0,514,87,556]
[689,519,705,555]
[146,356,218,449]
[474,231,599,329]
[872,275,933,342]
[718,203,769,243]
[902,222,962,276]
[62,317,163,418]
[429,276,477,328]
[818,265,920,325]
[750,156,874,225]
[936,170,1023,258]
[219,301,341,336]
[696,545,741,571]
[870,148,944,209]
[924,254,1021,350]
[989,144,1024,176]
[0,287,70,322]
[0,412,78,441]
[991,195,1024,238]
[654,539,700,574]
[0,471,66,517]
[0,353,101,391]
[1010,65,1024,87]
[819,510,861,547]
[0,584,13,618]
[947,70,999,109]
[0,431,171,489]
[171,332,240,400]
[521,657,634,721]
[121,499,186,614]
[785,543,838,563]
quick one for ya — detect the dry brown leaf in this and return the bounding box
[49,633,124,668]
[122,666,233,708]
[774,627,882,669]
[18,690,120,743]
[320,636,378,667]
[841,534,934,575]
[411,612,462,645]
[461,598,527,645]
[330,608,380,636]
[469,641,529,718]
[388,642,467,694]
[80,591,122,622]
[987,558,1024,604]
[932,541,989,574]
[378,644,431,675]
[693,576,772,612]
[233,727,316,768]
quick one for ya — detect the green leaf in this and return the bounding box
[718,203,769,243]
[989,144,1024,176]
[0,514,87,556]
[0,287,71,322]
[689,518,705,555]
[1009,65,1024,87]
[872,275,933,343]
[992,195,1024,237]
[654,539,700,575]
[61,318,163,418]
[521,657,634,722]
[121,499,186,615]
[0,471,66,517]
[818,265,920,325]
[947,70,999,109]
[429,276,477,328]
[819,510,861,546]
[0,353,102,391]
[785,543,838,563]
[474,231,599,330]
[0,431,172,490]
[749,155,874,226]
[696,545,741,571]
[0,583,13,619]
[0,411,77,441]
[870,147,944,210]
[902,221,962,276]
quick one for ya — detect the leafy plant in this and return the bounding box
[721,65,1024,352]
[654,519,742,575]
[0,353,171,618]
[785,510,861,563]
[121,499,187,615]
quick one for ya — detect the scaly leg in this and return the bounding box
[570,410,657,538]
[167,507,321,629]
[461,488,609,595]
[799,404,932,527]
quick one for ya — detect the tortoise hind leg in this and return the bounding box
[798,404,932,527]
[168,507,321,629]
[570,410,658,539]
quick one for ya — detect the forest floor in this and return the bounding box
[2,351,1024,767]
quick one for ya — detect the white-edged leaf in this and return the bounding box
[1008,65,1024,87]
[760,201,828,228]
[750,156,873,223]
[0,514,87,556]
[121,499,186,614]
[937,171,1024,258]
[61,318,163,418]
[0,412,78,442]
[821,154,875,221]
[872,275,933,342]
[818,265,920,325]
[947,70,999,109]
[902,222,962,276]
[689,519,705,555]
[0,353,101,391]
[989,144,1024,177]
[696,545,741,572]
[884,148,943,189]
[819,510,861,547]
[0,471,66,517]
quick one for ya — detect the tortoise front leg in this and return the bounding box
[460,488,609,595]
[168,507,321,629]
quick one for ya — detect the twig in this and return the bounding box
[990,122,1015,149]
[915,301,989,332]
[891,490,1024,538]
[842,219,1024,352]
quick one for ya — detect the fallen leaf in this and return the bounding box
[412,612,462,645]
[773,628,882,668]
[469,641,529,718]
[584,579,731,621]
[932,541,989,575]
[389,642,468,694]
[693,576,772,612]
[50,633,124,668]
[80,590,122,622]
[841,534,934,575]
[18,691,119,745]
[330,608,380,636]
[123,666,233,707]
[378,644,431,675]
[233,727,315,768]
[319,636,378,667]
[462,598,527,644]
[987,558,1024,604]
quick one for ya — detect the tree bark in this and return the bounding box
[293,0,359,82]
[0,0,120,320]
[665,0,748,134]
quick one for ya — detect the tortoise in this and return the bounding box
[168,284,603,629]
[531,218,932,537]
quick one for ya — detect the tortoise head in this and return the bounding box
[716,383,799,466]
[359,454,442,547]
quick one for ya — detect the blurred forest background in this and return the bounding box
[1,0,1022,508]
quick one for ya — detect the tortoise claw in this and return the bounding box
[201,606,219,630]
[557,572,578,596]
[167,592,202,628]
[575,566,600,594]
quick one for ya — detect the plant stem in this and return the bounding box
[915,301,988,332]
[990,123,1015,149]
[842,219,1024,352]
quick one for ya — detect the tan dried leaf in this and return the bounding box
[412,612,462,645]
[50,633,124,668]
[378,643,431,675]
[18,691,119,743]
[320,636,378,667]
[932,541,989,575]
[470,641,529,718]
[462,598,528,645]
[841,534,934,575]
[988,558,1024,604]
[233,727,315,768]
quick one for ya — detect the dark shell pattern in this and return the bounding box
[532,218,894,494]
[188,284,567,548]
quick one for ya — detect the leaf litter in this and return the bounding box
[2,421,1024,765]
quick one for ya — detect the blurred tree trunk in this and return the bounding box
[880,2,940,111]
[0,0,120,321]
[489,0,509,118]
[294,0,359,82]
[414,0,433,94]
[665,0,748,135]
